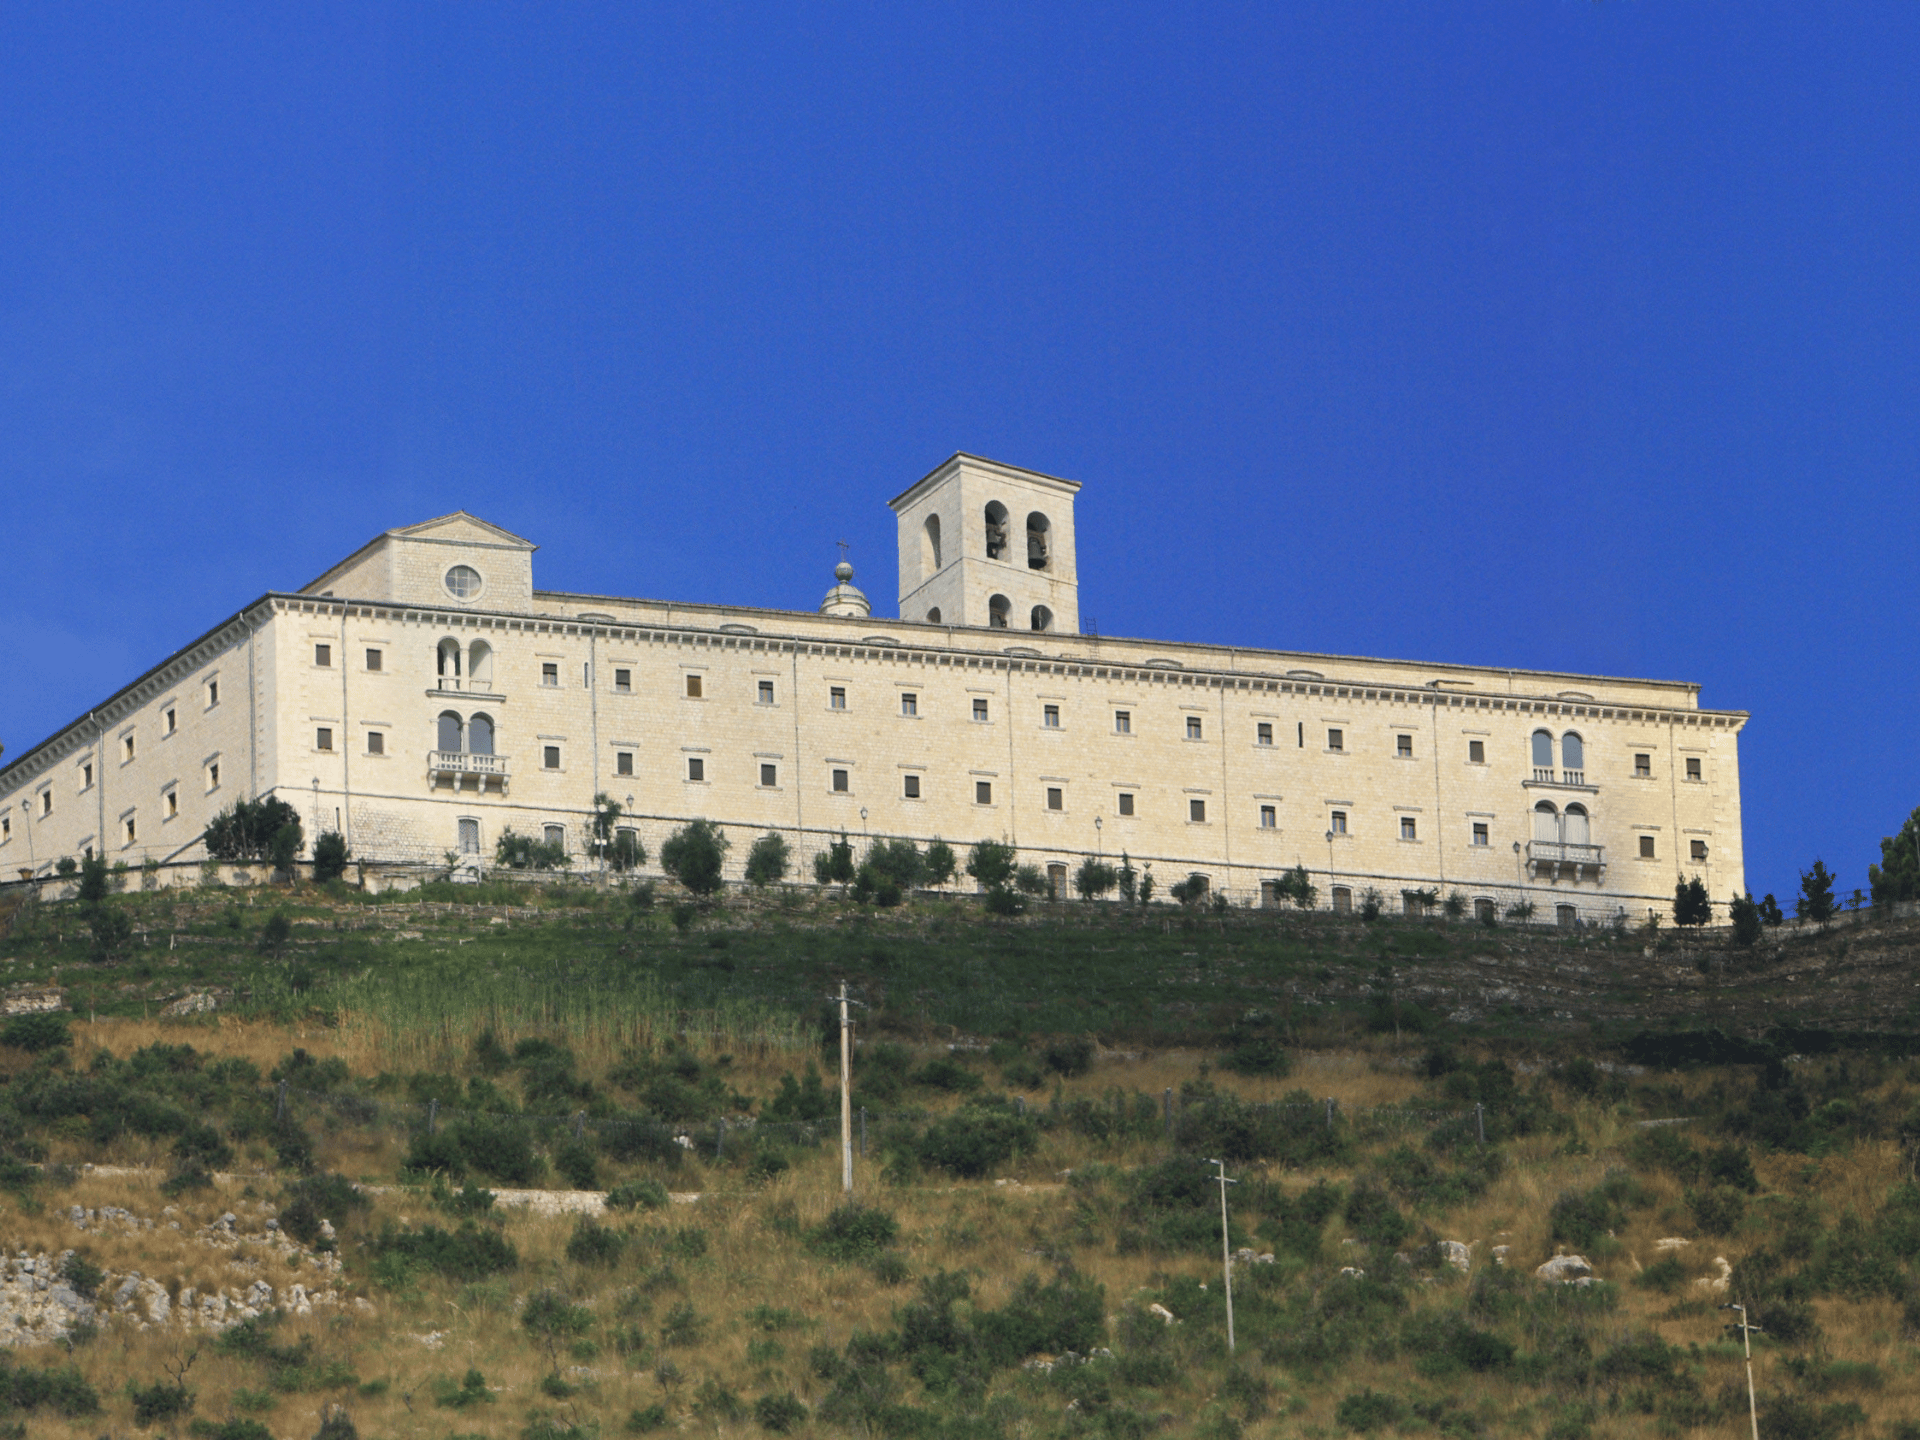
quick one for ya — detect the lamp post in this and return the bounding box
[1325,830,1336,914]
[1209,1158,1239,1354]
[1721,1303,1760,1440]
[1094,814,1102,857]
[1513,840,1524,919]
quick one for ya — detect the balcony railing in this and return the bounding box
[1561,769,1584,786]
[1533,767,1555,783]
[1529,840,1603,867]
[429,751,508,776]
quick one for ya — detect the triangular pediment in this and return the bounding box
[390,512,536,549]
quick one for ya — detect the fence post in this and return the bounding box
[1014,1096,1026,1117]
[1164,1088,1173,1135]
[1325,1096,1336,1130]
[715,1120,725,1160]
[859,1107,867,1156]
[427,1099,438,1136]
[1475,1102,1486,1146]
[573,1111,586,1141]
[276,1080,288,1123]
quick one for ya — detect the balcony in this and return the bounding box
[1525,769,1597,792]
[429,751,510,792]
[1528,840,1603,879]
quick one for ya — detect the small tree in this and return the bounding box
[1795,860,1838,924]
[966,840,1016,891]
[495,828,567,871]
[205,796,304,867]
[1014,864,1048,897]
[1869,805,1920,909]
[1729,892,1762,948]
[1138,865,1155,906]
[924,839,956,888]
[1074,858,1117,901]
[866,839,926,892]
[587,794,645,872]
[1170,875,1208,907]
[744,833,790,888]
[813,833,855,890]
[1442,889,1468,921]
[1277,865,1317,910]
[1759,893,1785,926]
[78,853,111,905]
[1358,887,1383,922]
[661,820,730,897]
[1673,875,1711,928]
[312,831,351,884]
[88,907,134,965]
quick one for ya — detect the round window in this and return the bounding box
[445,565,482,599]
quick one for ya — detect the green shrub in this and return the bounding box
[57,1250,104,1300]
[1,1013,69,1053]
[187,1420,272,1440]
[660,820,730,896]
[522,1292,595,1349]
[1218,1035,1290,1078]
[432,1369,495,1409]
[553,1140,598,1191]
[1687,1184,1748,1236]
[1335,1389,1406,1433]
[128,1380,194,1427]
[913,1056,982,1093]
[626,1403,669,1433]
[764,1066,836,1122]
[1549,1171,1647,1249]
[372,1224,517,1282]
[807,1205,898,1261]
[1635,1255,1687,1293]
[917,1104,1038,1178]
[565,1217,626,1267]
[605,1179,670,1211]
[1343,1182,1411,1247]
[0,1358,99,1415]
[753,1391,808,1433]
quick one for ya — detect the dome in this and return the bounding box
[820,561,870,618]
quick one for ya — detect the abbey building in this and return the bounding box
[0,454,1746,921]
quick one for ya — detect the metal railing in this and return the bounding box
[428,751,509,775]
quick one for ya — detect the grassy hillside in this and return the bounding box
[0,881,1914,1439]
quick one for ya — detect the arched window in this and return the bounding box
[984,501,1009,561]
[1026,512,1051,570]
[437,711,463,754]
[1563,803,1590,846]
[926,607,941,624]
[1560,732,1584,780]
[468,640,494,690]
[988,594,1011,629]
[1531,728,1555,779]
[923,515,942,576]
[437,639,462,687]
[1030,605,1053,632]
[468,713,495,756]
[1533,800,1560,843]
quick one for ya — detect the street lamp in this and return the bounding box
[1325,830,1336,914]
[1094,814,1102,856]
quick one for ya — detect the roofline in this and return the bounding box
[296,512,537,597]
[888,452,1082,512]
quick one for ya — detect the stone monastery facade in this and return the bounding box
[0,454,1747,922]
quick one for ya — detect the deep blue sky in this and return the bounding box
[2,5,1915,902]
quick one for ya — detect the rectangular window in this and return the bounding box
[1471,822,1489,847]
[975,780,992,805]
[125,817,136,844]
[207,679,219,706]
[1,816,8,840]
[367,731,385,755]
[688,757,705,782]
[901,693,918,716]
[541,663,559,687]
[165,791,178,818]
[758,680,775,705]
[614,668,632,693]
[1186,716,1203,740]
[1639,835,1656,859]
[1257,722,1273,746]
[1474,897,1496,923]
[165,708,177,735]
[686,674,703,698]
[1469,740,1485,764]
[1396,734,1413,758]
[1634,753,1651,777]
[40,792,51,815]
[123,735,135,761]
[1043,704,1060,728]
[904,774,921,799]
[584,663,591,688]
[1259,804,1276,829]
[544,824,565,849]
[972,698,989,722]
[543,745,561,770]
[207,763,219,791]
[1690,839,1708,861]
[760,763,778,787]
[1189,798,1207,822]
[1330,810,1347,834]
[1118,792,1134,816]
[1400,816,1417,841]
[316,727,333,752]
[1686,757,1703,781]
[1114,710,1131,734]
[616,751,633,777]
[830,686,847,710]
[315,643,331,667]
[832,768,849,792]
[365,648,383,671]
[82,763,93,789]
[459,818,480,854]
[1327,728,1344,751]
[1047,787,1064,811]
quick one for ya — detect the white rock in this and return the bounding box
[1694,1256,1732,1294]
[1535,1254,1594,1283]
[1439,1240,1471,1272]
[1147,1303,1176,1325]
[1654,1237,1692,1252]
[1491,1245,1510,1266]
[1339,1266,1366,1279]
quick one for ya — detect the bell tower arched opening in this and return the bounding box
[922,515,942,577]
[1026,512,1051,570]
[984,501,1009,561]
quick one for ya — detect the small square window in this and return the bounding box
[904,774,921,799]
[901,693,918,717]
[1690,839,1708,861]
[761,763,778,787]
[1330,810,1347,834]
[686,674,703,698]
[165,708,176,735]
[365,648,383,671]
[688,757,705,782]
[1327,728,1344,752]
[316,727,333,752]
[1400,816,1417,841]
[758,680,775,705]
[123,735,135,761]
[830,686,847,710]
[1639,835,1656,859]
[1117,793,1134,816]
[1043,704,1060,728]
[543,745,561,770]
[1189,798,1207,823]
[1396,734,1413,758]
[975,780,992,805]
[1186,716,1203,740]
[1259,804,1276,829]
[1469,740,1485,764]
[542,663,559,687]
[315,643,332,667]
[1047,787,1064,811]
[1685,757,1703,781]
[1634,753,1651,777]
[832,768,849,793]
[972,698,989,722]
[207,679,219,706]
[1114,710,1131,734]
[1471,822,1489,846]
[616,751,633,776]
[207,763,219,791]
[1257,722,1273,746]
[367,731,385,755]
[615,668,632,693]
[544,824,565,849]
[165,791,178,818]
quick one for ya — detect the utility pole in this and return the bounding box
[1722,1302,1760,1440]
[1209,1158,1238,1354]
[837,981,855,1196]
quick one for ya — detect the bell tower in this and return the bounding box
[887,454,1081,634]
